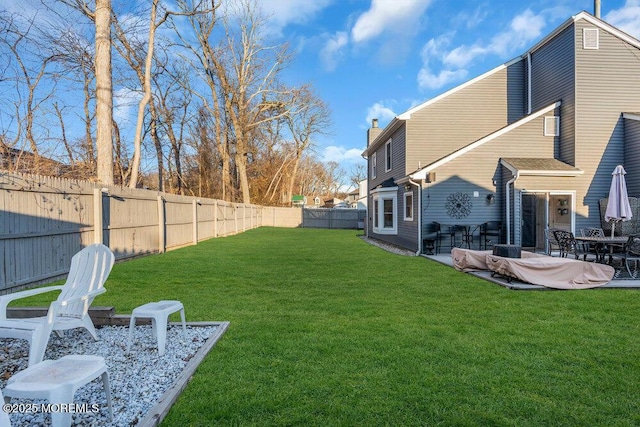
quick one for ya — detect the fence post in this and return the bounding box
[158,195,165,253]
[193,199,198,245]
[214,200,218,238]
[93,188,103,244]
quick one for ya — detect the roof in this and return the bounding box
[622,113,640,121]
[409,101,560,180]
[500,158,583,176]
[363,11,640,159]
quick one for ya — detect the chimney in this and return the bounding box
[594,0,601,18]
[367,118,382,147]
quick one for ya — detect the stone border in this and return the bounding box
[6,307,230,426]
[138,320,230,426]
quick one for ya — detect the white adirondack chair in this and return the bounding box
[0,243,115,366]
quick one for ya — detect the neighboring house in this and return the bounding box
[362,11,640,255]
[323,198,343,208]
[357,179,368,210]
[291,195,307,207]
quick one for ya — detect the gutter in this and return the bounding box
[407,179,422,256]
[502,161,519,245]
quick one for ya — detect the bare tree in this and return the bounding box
[95,0,114,184]
[284,86,331,203]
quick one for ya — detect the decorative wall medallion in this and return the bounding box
[446,192,472,219]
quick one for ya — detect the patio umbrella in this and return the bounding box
[605,165,633,237]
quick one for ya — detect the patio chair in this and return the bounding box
[423,222,441,255]
[580,227,608,262]
[0,243,114,366]
[433,222,455,251]
[608,234,640,278]
[552,229,597,261]
[480,221,502,249]
[545,228,562,255]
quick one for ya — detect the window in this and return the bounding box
[385,139,392,172]
[371,152,377,179]
[372,188,397,234]
[404,192,413,221]
[544,116,560,136]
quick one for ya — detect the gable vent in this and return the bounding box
[544,116,560,137]
[583,28,599,49]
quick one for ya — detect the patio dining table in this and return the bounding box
[441,223,482,249]
[574,235,628,263]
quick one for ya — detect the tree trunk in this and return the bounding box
[95,0,114,185]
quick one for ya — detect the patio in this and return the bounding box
[424,251,640,290]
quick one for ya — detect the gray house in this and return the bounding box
[362,11,640,255]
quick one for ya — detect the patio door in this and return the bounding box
[521,193,547,250]
[521,193,572,252]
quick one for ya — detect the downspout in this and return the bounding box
[527,53,532,114]
[408,179,422,255]
[505,171,519,245]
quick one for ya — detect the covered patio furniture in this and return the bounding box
[0,243,114,366]
[485,253,615,289]
[608,234,640,278]
[479,221,502,249]
[452,248,545,272]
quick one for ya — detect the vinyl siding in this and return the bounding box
[422,115,554,244]
[367,123,417,250]
[405,60,526,173]
[625,117,640,196]
[574,18,640,228]
[530,24,575,164]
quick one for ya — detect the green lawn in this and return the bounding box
[20,228,640,426]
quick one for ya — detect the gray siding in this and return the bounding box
[367,123,417,250]
[575,19,640,227]
[368,124,406,189]
[530,24,575,164]
[625,117,640,196]
[422,115,554,248]
[406,59,526,173]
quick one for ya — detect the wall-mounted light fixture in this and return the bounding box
[404,183,412,191]
[486,194,495,205]
[557,208,568,215]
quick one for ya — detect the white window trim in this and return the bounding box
[403,192,413,221]
[371,152,377,179]
[385,139,392,172]
[371,187,397,235]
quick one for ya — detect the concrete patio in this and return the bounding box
[424,252,640,290]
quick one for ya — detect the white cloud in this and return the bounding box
[322,146,365,163]
[351,0,431,44]
[417,9,545,90]
[261,0,334,37]
[113,87,140,124]
[365,102,396,127]
[320,31,349,72]
[605,0,640,39]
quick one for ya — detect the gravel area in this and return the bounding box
[0,325,218,426]
[360,235,416,256]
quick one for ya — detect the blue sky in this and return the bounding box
[1,0,639,184]
[260,0,640,173]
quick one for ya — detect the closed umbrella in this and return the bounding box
[605,165,633,237]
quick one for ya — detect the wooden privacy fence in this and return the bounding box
[0,171,302,292]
